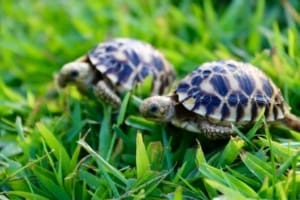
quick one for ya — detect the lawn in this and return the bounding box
[1,0,300,199]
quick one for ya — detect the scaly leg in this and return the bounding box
[93,80,121,109]
[199,120,234,139]
[172,118,234,140]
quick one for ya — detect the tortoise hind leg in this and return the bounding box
[282,113,300,132]
[93,80,121,109]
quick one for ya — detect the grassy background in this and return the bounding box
[1,0,300,199]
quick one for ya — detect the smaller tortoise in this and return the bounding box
[56,38,175,108]
[140,60,300,139]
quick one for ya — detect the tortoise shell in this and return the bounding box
[88,38,175,95]
[175,60,288,124]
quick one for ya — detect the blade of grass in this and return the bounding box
[178,175,208,199]
[78,170,102,190]
[226,167,261,188]
[136,131,150,179]
[117,92,131,126]
[217,137,244,167]
[204,179,248,200]
[174,186,183,200]
[66,101,85,142]
[32,166,70,200]
[112,125,131,145]
[125,115,161,133]
[240,152,273,183]
[78,139,127,185]
[198,164,259,198]
[98,104,112,159]
[264,119,277,195]
[3,191,49,200]
[36,122,71,174]
[195,141,206,167]
[161,127,174,178]
[232,125,256,149]
[246,108,265,140]
[15,116,25,141]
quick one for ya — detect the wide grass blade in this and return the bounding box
[240,152,273,183]
[204,179,248,200]
[217,137,244,167]
[195,141,206,166]
[125,116,161,133]
[78,139,127,185]
[117,92,131,126]
[36,122,71,174]
[3,191,49,200]
[136,132,150,179]
[198,164,259,198]
[98,104,112,159]
[32,165,70,200]
[66,101,85,142]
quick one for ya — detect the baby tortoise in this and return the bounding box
[140,60,300,139]
[56,38,175,108]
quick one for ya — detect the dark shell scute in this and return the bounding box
[117,63,133,83]
[204,95,221,116]
[104,63,121,74]
[228,92,248,106]
[134,75,141,82]
[239,93,248,105]
[140,65,150,78]
[102,56,118,68]
[228,93,238,106]
[202,70,212,78]
[251,102,258,121]
[125,50,140,66]
[273,106,278,119]
[152,56,164,71]
[262,79,273,97]
[236,104,245,122]
[176,82,190,93]
[196,68,202,73]
[264,103,270,118]
[187,87,199,96]
[105,45,118,52]
[210,74,229,96]
[221,103,230,121]
[226,63,237,71]
[235,73,255,95]
[191,76,203,86]
[191,91,204,111]
[193,91,204,100]
[213,65,226,73]
[254,91,267,107]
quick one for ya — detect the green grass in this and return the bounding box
[1,0,300,199]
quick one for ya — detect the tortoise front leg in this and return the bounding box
[172,118,234,140]
[200,121,234,140]
[93,80,121,109]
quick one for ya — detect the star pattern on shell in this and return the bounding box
[57,38,176,109]
[88,38,176,95]
[175,60,286,124]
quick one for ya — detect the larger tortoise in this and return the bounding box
[56,38,175,108]
[140,60,300,139]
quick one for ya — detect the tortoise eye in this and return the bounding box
[149,104,159,113]
[69,70,79,78]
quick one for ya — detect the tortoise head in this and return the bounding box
[139,96,175,122]
[56,60,93,88]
